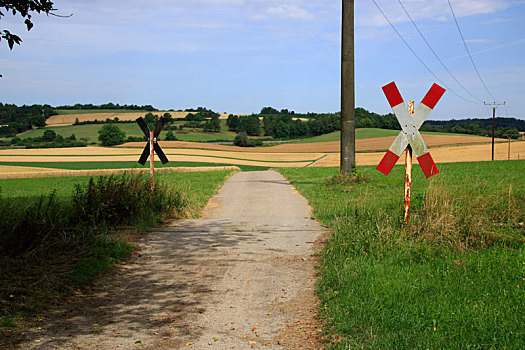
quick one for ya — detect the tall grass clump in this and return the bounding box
[0,174,192,328]
[408,178,524,251]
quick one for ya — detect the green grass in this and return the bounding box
[279,161,525,349]
[0,161,268,177]
[0,166,262,199]
[19,123,144,142]
[294,128,489,143]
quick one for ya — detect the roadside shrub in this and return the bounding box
[0,174,190,258]
[324,170,370,187]
[71,175,190,231]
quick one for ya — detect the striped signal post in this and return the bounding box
[404,101,415,223]
[377,82,445,222]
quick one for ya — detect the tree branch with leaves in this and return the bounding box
[0,0,57,50]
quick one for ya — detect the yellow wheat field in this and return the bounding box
[312,141,525,167]
[46,112,231,126]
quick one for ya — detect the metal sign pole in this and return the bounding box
[150,130,155,190]
[404,101,415,223]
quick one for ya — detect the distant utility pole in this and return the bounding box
[340,0,356,175]
[484,101,505,161]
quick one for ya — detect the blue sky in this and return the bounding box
[0,0,524,120]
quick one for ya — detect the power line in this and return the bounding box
[396,0,484,103]
[371,0,478,104]
[448,0,498,101]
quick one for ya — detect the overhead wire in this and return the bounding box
[370,0,479,104]
[396,0,484,103]
[447,0,498,101]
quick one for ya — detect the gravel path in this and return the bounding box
[13,170,326,349]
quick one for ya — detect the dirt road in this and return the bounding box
[13,171,326,349]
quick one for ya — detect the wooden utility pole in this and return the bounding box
[340,0,356,175]
[484,101,505,161]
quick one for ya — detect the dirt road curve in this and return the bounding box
[13,171,326,349]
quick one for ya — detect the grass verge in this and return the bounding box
[0,161,269,173]
[0,170,235,330]
[279,161,525,349]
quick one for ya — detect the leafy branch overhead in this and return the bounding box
[0,0,56,50]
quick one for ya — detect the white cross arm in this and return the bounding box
[376,82,445,178]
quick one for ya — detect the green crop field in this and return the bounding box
[18,120,237,143]
[0,161,268,175]
[280,161,525,349]
[295,128,482,143]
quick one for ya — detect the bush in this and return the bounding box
[0,174,189,258]
[234,132,263,147]
[165,130,177,141]
[98,124,126,146]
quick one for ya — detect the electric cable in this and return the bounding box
[396,0,484,103]
[448,0,498,101]
[371,0,478,104]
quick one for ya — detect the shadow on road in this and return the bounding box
[4,218,258,349]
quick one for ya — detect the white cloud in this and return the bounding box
[358,0,511,28]
[264,4,314,20]
[464,38,491,43]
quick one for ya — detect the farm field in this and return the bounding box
[46,111,230,125]
[0,135,523,179]
[279,162,525,349]
[18,120,238,143]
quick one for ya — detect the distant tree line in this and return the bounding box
[56,103,157,111]
[226,109,340,140]
[421,117,524,139]
[0,103,57,137]
[182,110,221,132]
[73,117,136,125]
[1,129,87,148]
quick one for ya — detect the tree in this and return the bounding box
[234,131,251,147]
[98,124,126,146]
[260,107,279,115]
[204,114,220,132]
[237,116,261,136]
[165,130,177,141]
[226,114,239,131]
[1,1,55,50]
[42,129,56,142]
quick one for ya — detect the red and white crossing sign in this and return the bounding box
[377,82,445,178]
